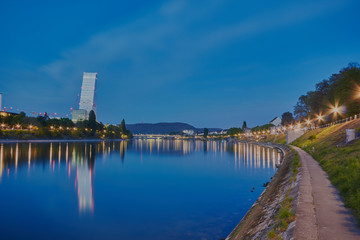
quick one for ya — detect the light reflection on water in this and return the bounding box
[0,140,280,240]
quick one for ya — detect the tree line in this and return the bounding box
[0,110,132,139]
[293,63,360,122]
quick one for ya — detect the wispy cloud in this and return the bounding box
[41,0,344,91]
[34,0,350,123]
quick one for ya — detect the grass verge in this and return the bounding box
[292,119,360,223]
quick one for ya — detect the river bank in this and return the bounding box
[226,144,300,240]
[227,118,360,239]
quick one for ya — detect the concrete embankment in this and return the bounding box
[226,144,299,240]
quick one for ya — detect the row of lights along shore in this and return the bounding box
[0,103,354,135]
[248,104,350,136]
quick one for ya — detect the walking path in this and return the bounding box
[292,146,360,240]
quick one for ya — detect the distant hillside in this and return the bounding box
[127,122,222,134]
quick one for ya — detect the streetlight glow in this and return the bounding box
[332,106,340,114]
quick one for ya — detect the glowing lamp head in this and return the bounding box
[306,120,310,124]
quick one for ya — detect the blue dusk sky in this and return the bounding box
[1,0,359,128]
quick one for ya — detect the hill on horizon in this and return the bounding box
[126,122,222,134]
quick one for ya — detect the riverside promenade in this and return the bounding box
[292,146,360,240]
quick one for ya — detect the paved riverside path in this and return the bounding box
[292,146,360,240]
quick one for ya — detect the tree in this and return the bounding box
[293,63,360,123]
[227,127,243,136]
[294,95,311,120]
[36,116,47,127]
[88,110,97,135]
[120,119,127,133]
[251,124,274,132]
[13,112,26,125]
[242,121,247,130]
[203,128,209,138]
[281,112,295,126]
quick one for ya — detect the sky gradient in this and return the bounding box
[1,0,360,128]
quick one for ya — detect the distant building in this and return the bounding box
[220,130,227,134]
[0,93,2,111]
[72,109,87,122]
[79,72,97,116]
[270,117,282,126]
[183,129,194,135]
[72,72,97,122]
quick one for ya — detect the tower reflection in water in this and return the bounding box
[0,140,280,211]
[0,141,128,213]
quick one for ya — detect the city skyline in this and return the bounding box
[1,0,360,128]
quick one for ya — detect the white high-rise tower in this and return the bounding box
[79,72,97,116]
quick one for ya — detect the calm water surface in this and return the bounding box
[0,139,281,240]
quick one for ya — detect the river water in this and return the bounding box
[0,139,281,240]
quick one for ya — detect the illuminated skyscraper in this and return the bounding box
[79,72,97,117]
